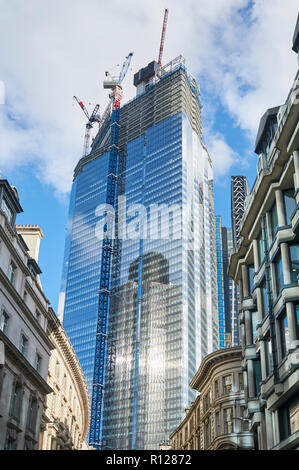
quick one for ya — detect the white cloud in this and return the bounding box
[206,133,240,179]
[0,0,297,193]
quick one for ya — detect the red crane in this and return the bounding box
[73,96,100,156]
[158,8,169,67]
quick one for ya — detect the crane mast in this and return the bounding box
[158,8,169,67]
[89,52,133,449]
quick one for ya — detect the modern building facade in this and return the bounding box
[59,55,218,449]
[231,175,250,248]
[0,180,53,450]
[39,307,91,450]
[229,175,250,347]
[170,347,253,450]
[216,217,238,348]
[228,16,299,450]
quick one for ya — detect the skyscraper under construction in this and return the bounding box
[58,54,218,450]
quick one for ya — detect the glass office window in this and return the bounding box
[283,189,296,225]
[289,244,299,283]
[248,265,255,294]
[0,311,9,334]
[253,359,262,396]
[274,251,283,295]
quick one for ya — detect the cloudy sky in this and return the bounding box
[0,0,298,309]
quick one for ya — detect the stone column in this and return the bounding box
[265,408,274,450]
[275,190,286,227]
[272,410,280,447]
[286,302,298,347]
[256,287,264,324]
[238,279,243,302]
[241,323,246,355]
[243,370,248,402]
[293,150,299,190]
[253,239,259,272]
[280,242,291,285]
[242,265,250,298]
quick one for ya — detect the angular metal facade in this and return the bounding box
[231,175,250,248]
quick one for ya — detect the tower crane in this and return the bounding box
[103,52,133,109]
[158,8,169,67]
[89,51,133,450]
[73,96,101,156]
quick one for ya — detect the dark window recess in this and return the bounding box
[278,395,299,441]
[10,381,22,419]
[283,189,296,225]
[258,231,265,266]
[274,251,283,295]
[279,310,289,359]
[261,280,269,318]
[269,201,278,242]
[253,359,262,396]
[248,265,255,293]
[264,333,273,377]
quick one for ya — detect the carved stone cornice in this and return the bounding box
[190,347,242,391]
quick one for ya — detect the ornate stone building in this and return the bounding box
[0,180,53,450]
[228,15,299,450]
[0,177,92,451]
[39,308,91,450]
[170,347,253,450]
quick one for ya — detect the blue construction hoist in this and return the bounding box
[89,53,133,449]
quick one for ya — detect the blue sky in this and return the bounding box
[0,1,298,311]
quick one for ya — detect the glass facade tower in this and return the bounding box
[215,216,239,347]
[59,56,218,450]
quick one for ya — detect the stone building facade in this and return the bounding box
[0,180,53,450]
[39,308,91,450]
[170,347,253,450]
[228,15,299,450]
